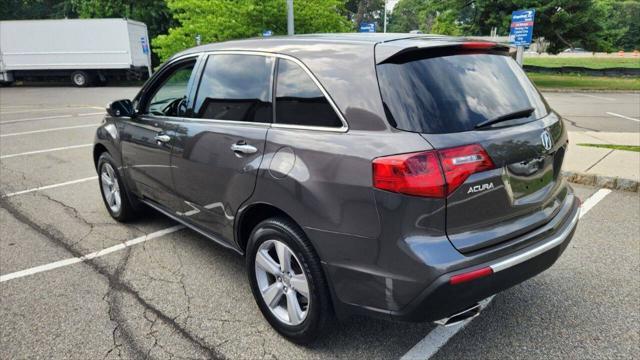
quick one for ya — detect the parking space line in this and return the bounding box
[0,123,99,137]
[0,112,104,125]
[0,225,184,283]
[2,176,98,198]
[400,188,612,360]
[606,112,639,122]
[0,114,73,124]
[580,94,615,102]
[0,144,92,159]
[0,106,103,115]
[401,297,494,360]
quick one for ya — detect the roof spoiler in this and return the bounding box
[376,40,511,65]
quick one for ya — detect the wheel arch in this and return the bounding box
[235,202,304,254]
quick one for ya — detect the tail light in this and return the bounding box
[372,144,494,198]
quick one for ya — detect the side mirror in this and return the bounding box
[106,99,135,117]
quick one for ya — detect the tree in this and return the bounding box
[1,0,77,20]
[153,0,353,62]
[595,0,640,51]
[345,0,385,31]
[386,0,463,34]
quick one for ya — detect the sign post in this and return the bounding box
[359,22,376,33]
[509,9,536,66]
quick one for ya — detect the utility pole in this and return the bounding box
[287,0,294,36]
[383,0,387,33]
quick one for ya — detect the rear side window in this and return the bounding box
[377,54,548,133]
[275,59,343,128]
[193,54,273,123]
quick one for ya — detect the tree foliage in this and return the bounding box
[152,0,352,61]
[387,0,638,53]
[345,0,385,30]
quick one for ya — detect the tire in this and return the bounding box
[247,217,333,344]
[97,152,139,222]
[71,70,91,87]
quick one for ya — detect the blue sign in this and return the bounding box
[262,30,273,37]
[509,9,536,46]
[140,37,149,54]
[359,22,376,33]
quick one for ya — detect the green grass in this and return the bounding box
[578,144,640,152]
[524,57,640,69]
[527,73,640,91]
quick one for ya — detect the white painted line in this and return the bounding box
[401,297,494,360]
[0,106,102,115]
[0,112,103,125]
[580,94,615,102]
[401,189,611,360]
[579,188,612,219]
[0,225,184,283]
[0,114,72,124]
[2,176,98,198]
[0,123,99,137]
[606,112,640,123]
[0,144,92,159]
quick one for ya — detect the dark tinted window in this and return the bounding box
[377,54,548,133]
[147,61,195,117]
[193,54,273,122]
[275,59,342,128]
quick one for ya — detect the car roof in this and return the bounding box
[171,33,464,60]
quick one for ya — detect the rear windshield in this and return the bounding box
[377,53,548,134]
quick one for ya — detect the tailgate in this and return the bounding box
[422,113,569,253]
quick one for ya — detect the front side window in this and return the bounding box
[146,61,196,117]
[193,54,273,123]
[275,59,343,128]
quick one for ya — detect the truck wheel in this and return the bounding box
[71,71,91,87]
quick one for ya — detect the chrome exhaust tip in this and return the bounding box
[434,303,481,327]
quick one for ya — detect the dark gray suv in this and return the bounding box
[93,34,580,343]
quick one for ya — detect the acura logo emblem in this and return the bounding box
[541,130,553,151]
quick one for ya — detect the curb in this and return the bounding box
[563,171,638,192]
[539,88,640,94]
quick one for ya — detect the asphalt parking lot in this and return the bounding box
[1,87,638,359]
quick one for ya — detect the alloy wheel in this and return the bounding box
[100,163,121,214]
[254,239,310,326]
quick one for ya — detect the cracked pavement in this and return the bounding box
[1,87,638,359]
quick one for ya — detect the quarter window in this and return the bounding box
[193,54,273,123]
[146,60,196,117]
[275,59,342,128]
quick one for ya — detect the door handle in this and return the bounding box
[154,134,171,143]
[230,143,258,155]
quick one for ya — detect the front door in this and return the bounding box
[120,57,198,209]
[170,53,274,244]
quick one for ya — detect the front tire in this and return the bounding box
[97,152,138,222]
[247,217,333,344]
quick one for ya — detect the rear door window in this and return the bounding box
[377,53,548,133]
[193,54,273,123]
[275,58,343,128]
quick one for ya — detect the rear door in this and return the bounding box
[169,53,274,244]
[377,45,569,253]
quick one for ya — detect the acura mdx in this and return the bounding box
[93,34,580,343]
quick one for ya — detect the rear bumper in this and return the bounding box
[392,201,579,322]
[324,192,580,322]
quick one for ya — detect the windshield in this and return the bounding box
[377,53,548,134]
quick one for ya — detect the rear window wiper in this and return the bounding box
[475,107,535,129]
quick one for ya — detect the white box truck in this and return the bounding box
[0,18,152,86]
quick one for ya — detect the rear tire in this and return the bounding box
[71,70,91,87]
[247,217,333,344]
[97,152,139,222]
